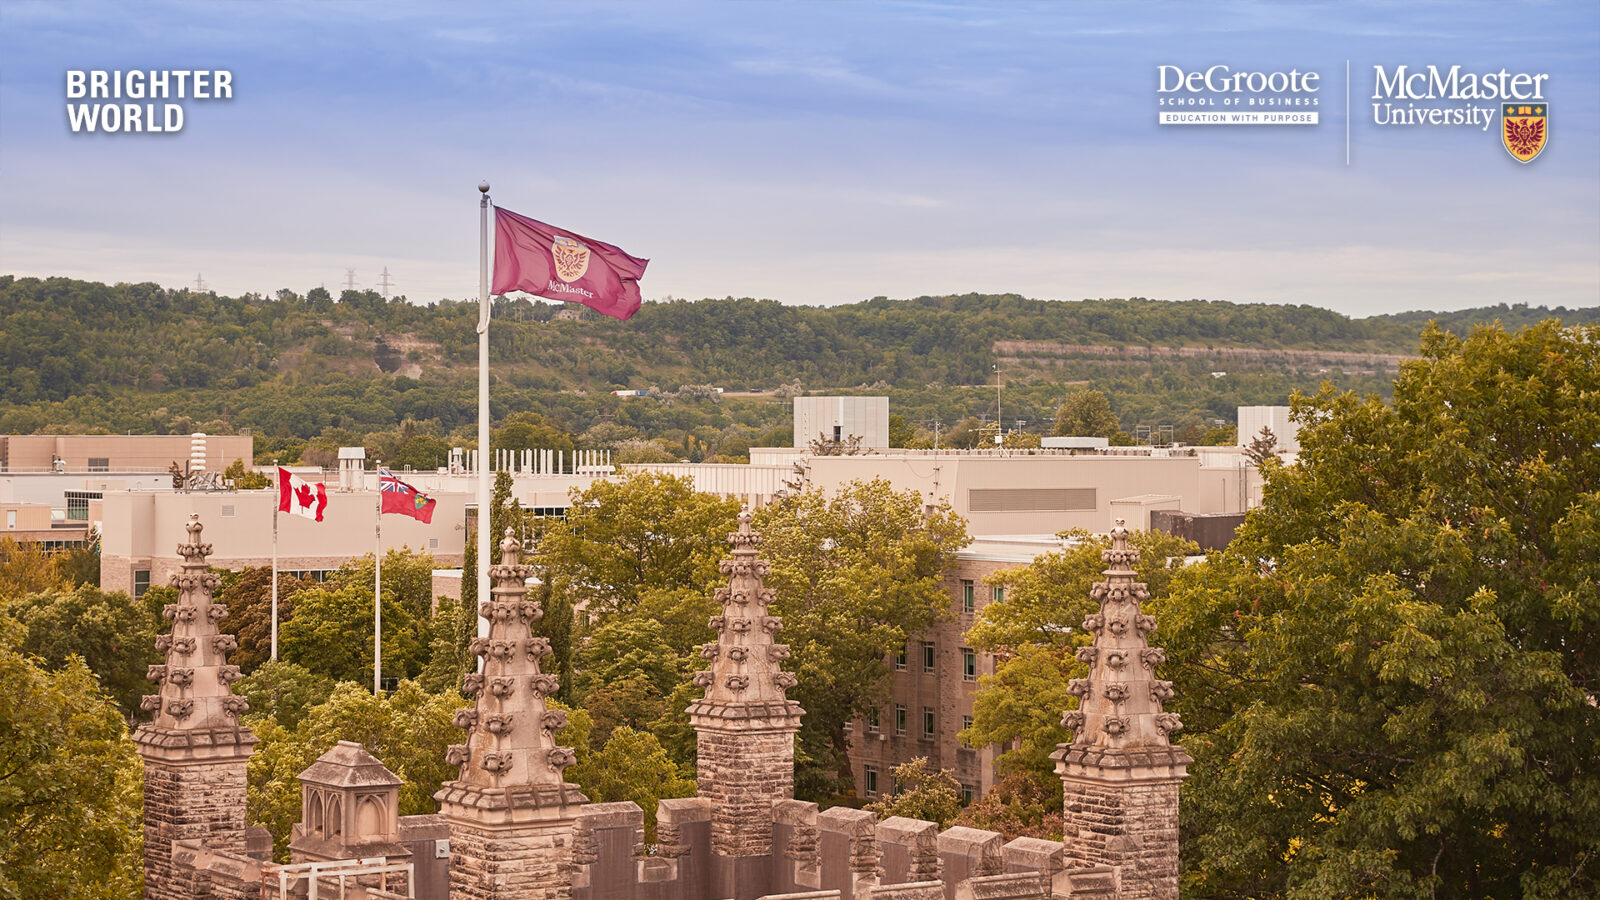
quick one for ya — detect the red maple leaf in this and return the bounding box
[295,483,313,508]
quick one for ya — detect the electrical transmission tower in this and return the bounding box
[344,269,358,292]
[193,273,207,292]
[377,267,394,298]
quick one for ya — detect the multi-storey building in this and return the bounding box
[849,534,1072,803]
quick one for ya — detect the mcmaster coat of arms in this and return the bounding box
[1502,103,1547,163]
[551,234,591,282]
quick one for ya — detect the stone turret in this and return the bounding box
[436,528,586,900]
[687,509,804,899]
[135,515,258,900]
[1051,519,1191,900]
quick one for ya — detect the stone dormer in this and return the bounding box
[290,741,408,862]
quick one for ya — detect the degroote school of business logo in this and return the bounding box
[1502,103,1548,163]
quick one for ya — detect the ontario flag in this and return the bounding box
[492,207,649,320]
[277,467,328,522]
[380,468,437,524]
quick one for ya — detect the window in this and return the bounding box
[991,585,1005,604]
[867,707,881,733]
[922,707,936,738]
[923,642,936,673]
[962,648,977,681]
[5,510,14,529]
[894,704,907,736]
[87,457,109,472]
[962,714,974,732]
[960,784,975,806]
[65,491,98,522]
[961,579,975,613]
[133,570,151,599]
[864,766,879,796]
[894,645,907,671]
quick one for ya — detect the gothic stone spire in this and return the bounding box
[435,529,586,900]
[688,508,804,883]
[688,509,804,715]
[437,528,586,812]
[1051,519,1190,899]
[134,515,258,900]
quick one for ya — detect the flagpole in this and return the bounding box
[476,181,491,639]
[271,459,279,661]
[374,460,383,695]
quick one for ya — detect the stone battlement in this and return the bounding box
[143,515,1183,900]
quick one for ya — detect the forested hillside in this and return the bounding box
[2,275,1591,464]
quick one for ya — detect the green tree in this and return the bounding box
[865,757,962,829]
[0,536,68,601]
[1053,388,1121,438]
[53,530,102,588]
[233,659,335,730]
[887,414,915,448]
[493,411,575,456]
[538,471,739,614]
[569,726,695,841]
[278,581,424,685]
[0,616,143,899]
[756,480,969,801]
[223,458,269,490]
[955,771,1064,841]
[216,567,312,673]
[1157,321,1599,899]
[2,585,163,716]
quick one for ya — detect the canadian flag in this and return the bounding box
[277,467,328,522]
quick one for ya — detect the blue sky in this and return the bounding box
[1,1,1596,317]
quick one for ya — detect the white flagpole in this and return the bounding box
[476,182,491,640]
[374,461,383,695]
[271,459,279,661]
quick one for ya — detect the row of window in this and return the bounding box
[894,642,980,682]
[865,704,939,738]
[960,579,1003,614]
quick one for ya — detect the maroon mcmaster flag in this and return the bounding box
[491,207,649,320]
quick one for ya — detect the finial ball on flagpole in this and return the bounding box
[478,181,490,193]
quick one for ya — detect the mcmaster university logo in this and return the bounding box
[551,235,591,282]
[1502,103,1548,163]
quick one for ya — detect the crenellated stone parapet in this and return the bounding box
[1050,519,1190,900]
[135,515,259,900]
[436,528,587,900]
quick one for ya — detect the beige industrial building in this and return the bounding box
[0,432,251,473]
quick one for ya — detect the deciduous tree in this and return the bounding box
[3,584,163,716]
[1053,388,1121,439]
[0,616,143,899]
[1156,321,1599,899]
[865,757,962,829]
[756,479,969,801]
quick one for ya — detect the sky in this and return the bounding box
[1,0,1596,318]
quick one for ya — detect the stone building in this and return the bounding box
[144,514,1187,900]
